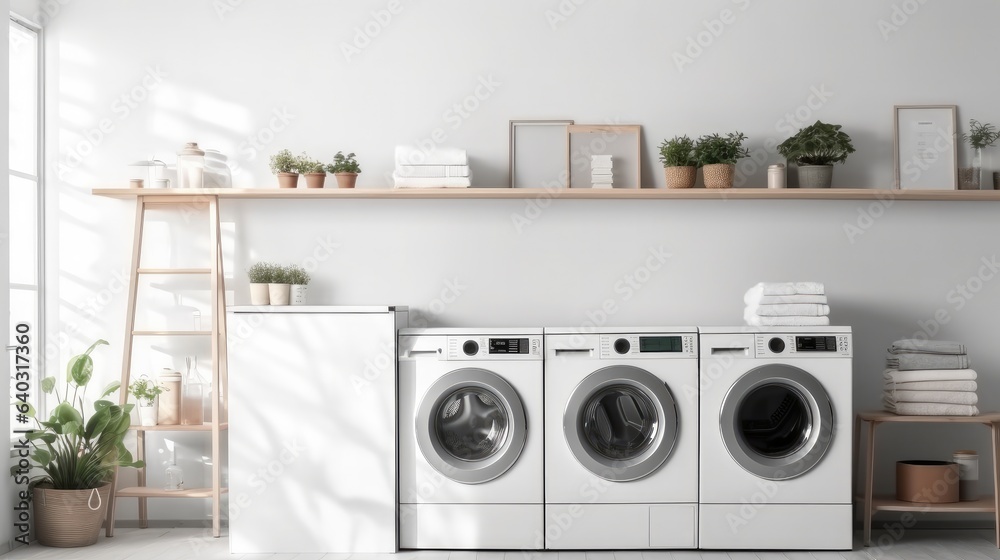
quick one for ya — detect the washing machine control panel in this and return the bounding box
[756,334,852,357]
[599,334,697,359]
[446,336,542,360]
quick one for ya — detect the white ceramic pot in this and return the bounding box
[138,402,157,426]
[249,283,270,305]
[268,283,291,306]
[290,285,308,305]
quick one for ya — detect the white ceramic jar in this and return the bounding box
[177,142,206,189]
[768,163,786,189]
[953,450,979,501]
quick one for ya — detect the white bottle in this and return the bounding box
[165,446,184,491]
[181,356,204,425]
[768,164,787,189]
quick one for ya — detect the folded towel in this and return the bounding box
[395,164,471,178]
[745,282,825,300]
[746,303,830,317]
[392,173,472,189]
[888,339,966,355]
[883,368,977,383]
[887,380,978,392]
[882,389,978,406]
[884,401,980,416]
[886,353,970,371]
[395,146,467,166]
[744,314,831,327]
[745,294,829,305]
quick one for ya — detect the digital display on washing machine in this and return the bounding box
[489,338,528,354]
[796,336,838,351]
[639,336,683,353]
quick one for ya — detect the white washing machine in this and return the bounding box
[699,327,853,550]
[398,328,544,550]
[544,327,700,550]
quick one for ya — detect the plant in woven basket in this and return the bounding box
[693,132,750,166]
[777,120,856,166]
[658,136,698,167]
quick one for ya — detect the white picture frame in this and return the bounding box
[894,105,958,190]
[509,120,574,188]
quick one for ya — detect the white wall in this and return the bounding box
[42,0,1000,525]
[1,0,11,551]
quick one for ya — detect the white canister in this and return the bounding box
[768,164,786,189]
[177,142,206,189]
[953,450,979,501]
[157,369,182,425]
[290,285,308,305]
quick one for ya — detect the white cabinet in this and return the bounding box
[227,306,407,554]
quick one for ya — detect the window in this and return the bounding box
[9,15,42,439]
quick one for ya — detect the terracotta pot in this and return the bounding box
[664,166,697,189]
[249,283,270,305]
[277,173,299,189]
[33,483,112,547]
[702,164,735,189]
[268,283,290,306]
[335,173,358,189]
[896,460,960,503]
[304,173,326,189]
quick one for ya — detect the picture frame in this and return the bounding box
[893,105,957,190]
[509,120,575,188]
[566,125,642,189]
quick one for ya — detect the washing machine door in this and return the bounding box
[720,364,834,481]
[563,365,678,482]
[415,368,526,485]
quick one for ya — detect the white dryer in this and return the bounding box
[699,327,853,550]
[398,328,544,550]
[544,327,699,550]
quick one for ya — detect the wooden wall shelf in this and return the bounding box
[92,187,1000,201]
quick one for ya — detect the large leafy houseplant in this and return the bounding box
[777,120,855,166]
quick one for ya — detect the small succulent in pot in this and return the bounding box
[247,261,276,305]
[300,156,328,189]
[286,265,311,305]
[327,152,361,188]
[270,149,301,189]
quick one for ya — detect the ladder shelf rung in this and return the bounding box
[131,330,212,336]
[129,423,228,432]
[136,268,212,275]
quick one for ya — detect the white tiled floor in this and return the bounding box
[0,529,997,560]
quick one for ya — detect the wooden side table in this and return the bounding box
[854,410,1000,548]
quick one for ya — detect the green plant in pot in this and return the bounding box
[269,264,292,306]
[959,119,1000,190]
[658,135,698,189]
[693,132,750,189]
[327,151,361,189]
[247,261,276,305]
[269,149,302,189]
[286,264,310,305]
[128,376,166,427]
[12,340,143,548]
[777,120,855,188]
[300,156,327,189]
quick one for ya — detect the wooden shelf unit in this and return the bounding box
[861,495,997,514]
[117,487,230,499]
[93,187,1000,201]
[129,423,229,433]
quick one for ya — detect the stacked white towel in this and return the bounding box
[883,339,979,416]
[393,146,472,188]
[592,155,613,188]
[743,282,830,326]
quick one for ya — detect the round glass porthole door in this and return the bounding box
[416,368,526,484]
[720,364,834,481]
[564,365,678,482]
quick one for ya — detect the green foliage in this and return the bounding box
[11,340,142,490]
[693,132,750,166]
[658,135,698,167]
[247,261,277,283]
[270,265,291,284]
[327,151,361,174]
[127,376,166,404]
[269,149,299,174]
[777,120,856,166]
[299,156,326,174]
[962,119,1000,150]
[285,265,310,286]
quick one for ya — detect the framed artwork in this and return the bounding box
[509,120,574,188]
[894,105,957,190]
[566,125,642,189]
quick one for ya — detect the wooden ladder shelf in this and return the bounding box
[105,194,229,538]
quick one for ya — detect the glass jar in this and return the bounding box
[176,142,206,189]
[204,149,233,188]
[128,159,167,188]
[181,356,204,425]
[953,450,979,501]
[157,368,182,425]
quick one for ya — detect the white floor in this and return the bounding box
[0,529,997,560]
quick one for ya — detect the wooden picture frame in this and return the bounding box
[509,119,574,188]
[566,125,642,189]
[894,105,958,190]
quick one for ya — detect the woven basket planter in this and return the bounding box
[702,164,735,189]
[664,166,697,189]
[33,483,111,547]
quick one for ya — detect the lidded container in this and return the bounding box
[204,149,233,188]
[157,368,182,425]
[953,450,979,501]
[176,142,206,189]
[767,163,786,189]
[128,159,167,187]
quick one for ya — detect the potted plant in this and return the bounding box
[14,340,142,547]
[287,264,310,306]
[301,157,327,189]
[269,264,291,306]
[658,135,698,189]
[694,132,750,189]
[776,120,856,189]
[959,119,1000,190]
[269,149,301,189]
[327,151,361,189]
[247,261,274,306]
[128,375,166,426]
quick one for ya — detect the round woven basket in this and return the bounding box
[33,483,111,547]
[702,164,735,189]
[664,166,697,189]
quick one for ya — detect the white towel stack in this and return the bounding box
[591,155,613,188]
[393,146,472,188]
[883,339,979,416]
[742,282,830,326]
